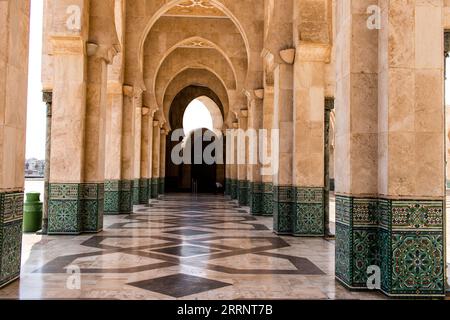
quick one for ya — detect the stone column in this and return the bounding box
[262,86,274,215]
[376,0,446,297]
[132,98,142,205]
[324,98,334,238]
[104,85,123,214]
[151,120,161,199]
[159,129,167,195]
[237,111,249,206]
[119,86,137,213]
[48,35,88,234]
[249,94,264,215]
[139,108,151,205]
[272,61,294,234]
[230,121,239,200]
[334,0,379,290]
[292,43,329,236]
[224,142,231,196]
[0,0,30,288]
[82,44,115,233]
[41,91,53,234]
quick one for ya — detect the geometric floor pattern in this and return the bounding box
[0,194,388,299]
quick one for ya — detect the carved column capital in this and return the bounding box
[87,43,119,64]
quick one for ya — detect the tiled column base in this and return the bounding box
[158,177,165,195]
[119,180,132,213]
[335,195,446,298]
[273,186,325,236]
[139,179,149,205]
[230,179,238,200]
[48,183,104,234]
[151,178,159,199]
[262,183,274,216]
[293,188,325,236]
[224,178,231,196]
[48,184,82,234]
[250,182,263,215]
[273,186,294,234]
[132,179,140,205]
[238,180,249,206]
[335,196,379,288]
[104,180,120,215]
[81,184,104,233]
[0,191,23,288]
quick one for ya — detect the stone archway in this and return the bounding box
[165,86,225,192]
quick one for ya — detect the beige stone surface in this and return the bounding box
[0,0,30,191]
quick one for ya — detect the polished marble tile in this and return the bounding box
[0,194,389,300]
[128,274,232,298]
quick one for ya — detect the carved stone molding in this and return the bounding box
[254,89,264,99]
[279,48,295,64]
[296,42,331,63]
[50,35,85,55]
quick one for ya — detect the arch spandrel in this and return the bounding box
[143,27,248,98]
[154,47,236,108]
[125,0,264,92]
[145,36,245,104]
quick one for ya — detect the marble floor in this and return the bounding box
[0,193,435,300]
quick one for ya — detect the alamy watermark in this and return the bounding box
[170,128,280,176]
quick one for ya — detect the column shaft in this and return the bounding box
[273,63,294,234]
[104,87,123,214]
[292,44,328,236]
[132,103,142,205]
[0,0,30,287]
[237,114,249,206]
[249,98,264,215]
[151,120,161,199]
[119,89,136,213]
[159,130,167,195]
[41,91,52,233]
[377,0,445,297]
[262,87,274,215]
[139,111,151,204]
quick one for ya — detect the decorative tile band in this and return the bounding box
[132,179,140,205]
[335,195,445,297]
[230,179,238,200]
[0,191,23,288]
[48,184,82,234]
[273,185,295,234]
[273,186,325,237]
[48,183,104,234]
[224,178,231,196]
[80,183,104,233]
[262,183,273,216]
[104,180,120,215]
[238,180,249,206]
[158,177,165,195]
[250,182,263,215]
[151,178,159,199]
[119,180,132,213]
[293,187,325,236]
[139,178,149,205]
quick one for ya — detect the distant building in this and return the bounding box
[25,158,45,177]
